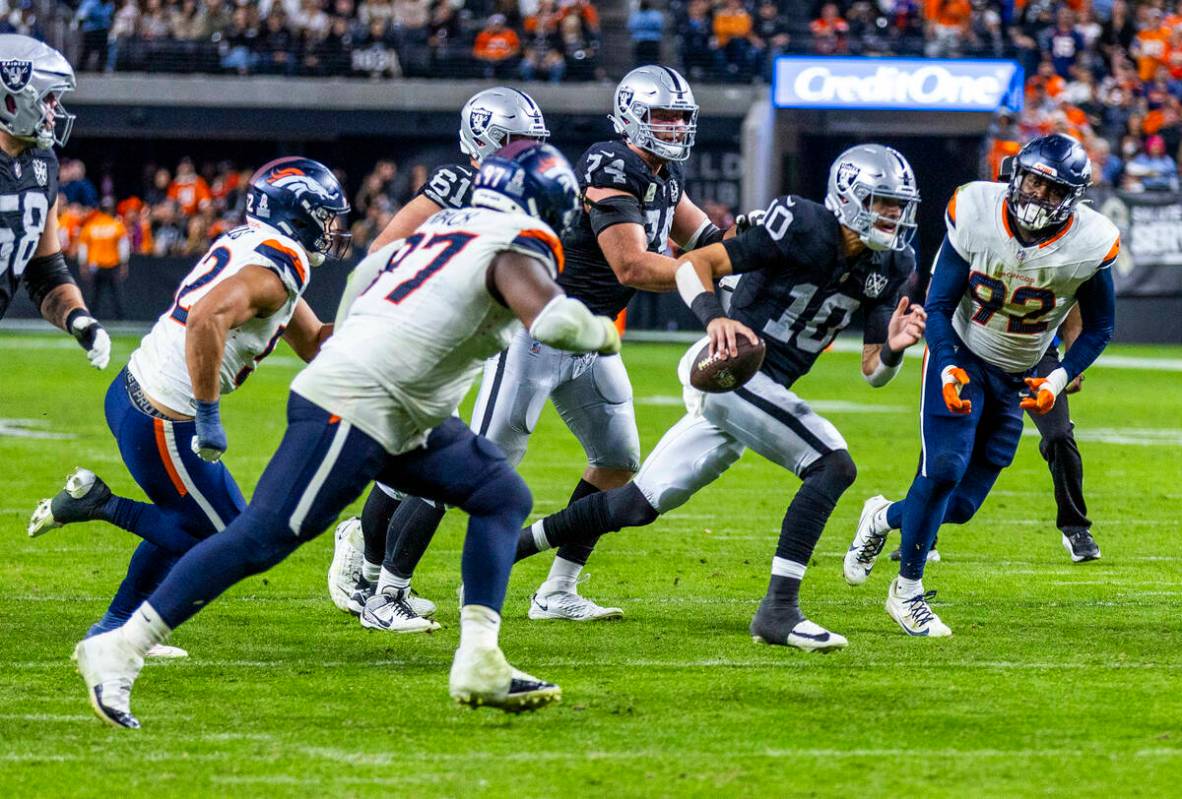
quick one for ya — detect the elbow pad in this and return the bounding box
[588,195,645,236]
[529,295,620,354]
[24,252,75,309]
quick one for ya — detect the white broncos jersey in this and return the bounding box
[944,181,1119,373]
[129,223,310,414]
[292,207,563,454]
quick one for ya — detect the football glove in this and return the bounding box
[66,309,111,370]
[735,208,766,235]
[941,365,972,415]
[191,400,227,463]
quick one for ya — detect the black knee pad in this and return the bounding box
[802,450,858,504]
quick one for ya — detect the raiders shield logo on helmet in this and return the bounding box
[617,87,634,113]
[836,161,860,192]
[0,60,32,93]
[469,108,493,135]
[864,272,889,298]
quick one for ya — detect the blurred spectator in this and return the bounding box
[712,0,757,81]
[61,160,101,208]
[1089,137,1123,187]
[168,158,213,216]
[427,0,463,67]
[811,2,849,55]
[118,197,156,255]
[78,200,130,320]
[221,5,262,74]
[1125,133,1180,190]
[751,0,790,81]
[172,0,211,41]
[924,0,972,58]
[474,14,521,79]
[679,0,717,81]
[1100,0,1136,59]
[140,0,173,40]
[628,0,664,68]
[1132,7,1170,82]
[108,0,140,71]
[353,18,401,77]
[151,202,185,256]
[258,10,298,75]
[76,0,116,72]
[1040,6,1083,78]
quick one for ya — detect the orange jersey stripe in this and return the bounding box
[153,419,188,496]
[1038,214,1075,249]
[517,228,565,273]
[1102,236,1120,263]
[946,191,958,224]
[261,238,308,285]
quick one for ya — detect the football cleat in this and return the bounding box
[843,495,892,586]
[750,600,847,653]
[449,645,561,713]
[885,578,952,638]
[1062,530,1101,563]
[328,517,366,613]
[28,467,112,538]
[146,643,188,659]
[359,588,442,634]
[345,575,376,617]
[528,575,623,621]
[404,589,437,620]
[73,631,144,729]
[888,546,941,563]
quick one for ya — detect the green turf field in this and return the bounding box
[2,332,1180,798]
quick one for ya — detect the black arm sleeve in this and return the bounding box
[24,252,75,309]
[721,223,786,274]
[587,194,646,236]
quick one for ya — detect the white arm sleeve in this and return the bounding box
[864,357,902,388]
[528,295,620,354]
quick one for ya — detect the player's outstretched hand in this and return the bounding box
[191,400,228,463]
[940,365,972,415]
[706,317,759,360]
[1020,376,1057,415]
[886,297,926,352]
[67,309,111,370]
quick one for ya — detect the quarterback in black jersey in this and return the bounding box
[512,145,929,650]
[358,66,729,629]
[0,34,109,369]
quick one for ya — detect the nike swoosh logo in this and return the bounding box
[790,629,830,642]
[534,598,549,612]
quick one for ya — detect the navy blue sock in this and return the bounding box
[898,475,955,580]
[87,541,179,636]
[103,496,203,553]
[461,475,532,613]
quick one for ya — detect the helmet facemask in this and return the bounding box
[4,82,74,149]
[1007,167,1082,231]
[303,205,352,266]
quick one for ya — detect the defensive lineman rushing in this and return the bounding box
[843,133,1117,637]
[327,87,550,627]
[29,158,348,657]
[512,145,927,649]
[0,34,110,368]
[354,65,729,629]
[73,142,622,727]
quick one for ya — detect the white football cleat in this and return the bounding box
[328,517,366,613]
[885,578,952,638]
[843,495,892,586]
[404,589,437,619]
[449,645,560,713]
[73,631,144,729]
[359,589,442,634]
[528,575,623,621]
[749,601,848,653]
[146,643,188,659]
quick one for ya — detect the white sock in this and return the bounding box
[362,559,381,583]
[896,576,923,597]
[122,602,171,655]
[377,566,410,595]
[541,556,582,594]
[873,504,894,534]
[459,604,501,650]
[530,520,551,553]
[771,556,807,580]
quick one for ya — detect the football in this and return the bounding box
[689,335,767,393]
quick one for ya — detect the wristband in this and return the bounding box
[690,292,727,327]
[879,343,903,368]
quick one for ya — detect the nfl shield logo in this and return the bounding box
[32,159,46,186]
[864,272,888,298]
[469,108,493,135]
[0,60,32,93]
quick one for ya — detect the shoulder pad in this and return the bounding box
[249,232,310,295]
[419,163,475,209]
[577,140,651,197]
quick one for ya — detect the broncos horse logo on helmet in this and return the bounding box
[247,157,351,265]
[471,141,581,240]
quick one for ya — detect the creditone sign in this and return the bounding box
[772,57,1023,113]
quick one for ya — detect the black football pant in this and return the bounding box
[1028,349,1090,534]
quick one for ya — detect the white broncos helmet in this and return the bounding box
[459,87,550,164]
[610,65,698,163]
[0,34,75,149]
[824,144,920,252]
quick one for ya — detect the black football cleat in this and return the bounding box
[750,600,847,653]
[1062,530,1101,562]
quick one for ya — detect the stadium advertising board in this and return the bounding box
[772,57,1023,113]
[1095,189,1182,296]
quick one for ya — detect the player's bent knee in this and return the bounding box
[944,494,980,525]
[925,452,968,485]
[466,467,532,525]
[605,483,660,528]
[802,449,858,503]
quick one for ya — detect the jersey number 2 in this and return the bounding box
[380,231,476,304]
[169,246,232,325]
[968,272,1056,334]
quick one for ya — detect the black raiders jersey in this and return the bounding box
[0,146,59,320]
[720,194,916,388]
[560,139,685,317]
[415,162,475,210]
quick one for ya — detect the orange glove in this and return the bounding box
[1020,376,1057,415]
[940,365,972,415]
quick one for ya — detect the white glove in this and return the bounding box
[68,310,111,370]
